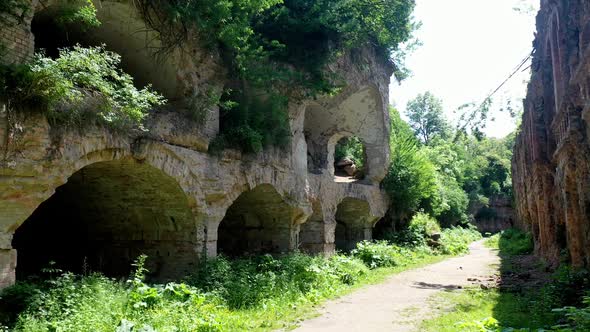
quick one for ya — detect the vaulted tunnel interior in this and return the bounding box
[13,159,197,281]
[31,1,179,99]
[335,198,375,252]
[217,185,301,256]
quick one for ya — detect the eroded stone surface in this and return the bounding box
[513,0,590,267]
[0,0,393,285]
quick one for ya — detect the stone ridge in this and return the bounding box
[513,0,590,267]
[0,0,392,287]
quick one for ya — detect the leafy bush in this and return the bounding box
[211,92,291,153]
[139,0,416,153]
[438,227,482,255]
[187,253,369,309]
[351,240,433,269]
[486,228,533,256]
[408,212,441,237]
[383,108,438,224]
[0,46,165,129]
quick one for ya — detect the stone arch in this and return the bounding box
[334,197,378,251]
[12,157,199,281]
[216,184,306,256]
[303,85,390,183]
[31,0,184,100]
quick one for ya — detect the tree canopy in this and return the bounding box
[405,91,450,145]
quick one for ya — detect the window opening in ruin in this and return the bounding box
[217,185,298,256]
[12,159,195,281]
[333,136,366,183]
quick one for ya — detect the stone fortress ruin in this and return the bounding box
[0,0,393,287]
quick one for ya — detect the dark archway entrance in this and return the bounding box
[334,198,375,251]
[13,159,196,281]
[217,185,301,256]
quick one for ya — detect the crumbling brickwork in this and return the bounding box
[513,0,590,267]
[0,0,36,64]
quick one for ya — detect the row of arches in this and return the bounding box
[31,0,376,185]
[12,159,377,282]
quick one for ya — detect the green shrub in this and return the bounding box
[488,228,533,256]
[380,212,440,248]
[187,253,368,309]
[408,212,441,237]
[211,92,291,153]
[351,240,433,269]
[0,45,165,130]
[438,226,482,255]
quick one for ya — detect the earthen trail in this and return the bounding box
[293,240,500,332]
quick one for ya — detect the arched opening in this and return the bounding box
[217,185,302,256]
[31,1,179,99]
[302,86,390,183]
[13,159,197,281]
[333,136,366,182]
[334,198,375,251]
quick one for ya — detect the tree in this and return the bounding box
[382,107,437,226]
[405,91,449,145]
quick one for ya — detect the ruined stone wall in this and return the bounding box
[0,0,392,287]
[513,0,590,267]
[471,196,515,234]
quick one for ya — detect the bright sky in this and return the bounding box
[389,0,540,138]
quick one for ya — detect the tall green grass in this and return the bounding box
[0,227,482,332]
[422,228,590,332]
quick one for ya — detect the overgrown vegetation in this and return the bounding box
[382,92,514,231]
[334,136,366,170]
[0,227,480,331]
[485,228,533,255]
[0,46,165,129]
[421,228,590,332]
[137,0,417,152]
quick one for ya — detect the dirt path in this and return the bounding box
[293,240,500,332]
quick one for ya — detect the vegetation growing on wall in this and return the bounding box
[0,46,165,129]
[137,0,417,152]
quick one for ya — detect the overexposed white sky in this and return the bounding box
[389,0,539,138]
